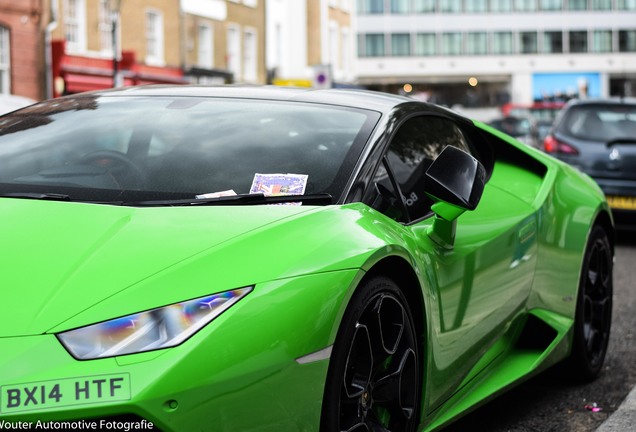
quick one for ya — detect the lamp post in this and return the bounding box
[111,0,122,87]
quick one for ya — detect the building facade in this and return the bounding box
[266,0,356,88]
[181,0,233,84]
[49,0,269,97]
[226,0,267,84]
[1,0,354,102]
[356,0,636,110]
[49,0,188,98]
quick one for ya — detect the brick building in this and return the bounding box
[0,1,348,102]
[0,0,48,100]
[49,0,187,98]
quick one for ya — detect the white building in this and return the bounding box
[266,0,357,87]
[355,0,636,112]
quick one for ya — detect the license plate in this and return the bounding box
[1,373,131,414]
[606,195,636,210]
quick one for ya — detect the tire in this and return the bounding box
[566,224,613,382]
[320,276,421,432]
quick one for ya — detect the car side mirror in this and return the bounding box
[424,145,486,249]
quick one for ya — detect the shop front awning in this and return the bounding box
[63,73,115,94]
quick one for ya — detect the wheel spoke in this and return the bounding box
[583,323,598,352]
[376,295,405,355]
[373,348,417,420]
[344,324,373,399]
[344,421,370,432]
[588,241,611,292]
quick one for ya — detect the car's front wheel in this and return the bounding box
[320,276,421,432]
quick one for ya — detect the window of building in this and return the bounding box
[413,0,436,12]
[359,0,384,14]
[515,0,537,11]
[391,33,411,56]
[64,0,87,53]
[341,28,351,73]
[464,0,488,12]
[391,0,410,13]
[619,30,636,51]
[591,30,612,52]
[617,0,636,10]
[441,32,462,55]
[543,31,563,53]
[98,0,113,54]
[568,0,587,10]
[198,24,213,69]
[569,30,588,53]
[490,0,512,11]
[439,0,461,13]
[414,33,437,55]
[591,0,611,9]
[243,28,257,82]
[145,9,164,65]
[492,31,513,54]
[329,22,340,69]
[0,26,9,94]
[361,33,385,56]
[243,0,258,6]
[227,25,241,80]
[466,32,488,55]
[520,32,538,53]
[540,0,562,10]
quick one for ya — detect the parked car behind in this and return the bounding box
[489,116,539,148]
[543,98,636,227]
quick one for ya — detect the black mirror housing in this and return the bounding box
[424,145,486,211]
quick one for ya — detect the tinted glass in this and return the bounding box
[378,116,472,222]
[489,117,532,137]
[0,96,377,203]
[558,104,636,142]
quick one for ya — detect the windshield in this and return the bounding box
[0,95,378,205]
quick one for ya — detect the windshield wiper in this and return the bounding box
[0,192,71,201]
[124,193,333,207]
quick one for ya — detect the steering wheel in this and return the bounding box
[80,150,146,188]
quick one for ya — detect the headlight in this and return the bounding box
[57,287,252,360]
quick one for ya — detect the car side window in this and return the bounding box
[374,115,473,223]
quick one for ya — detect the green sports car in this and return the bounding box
[0,86,613,431]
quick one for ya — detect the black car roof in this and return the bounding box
[80,85,417,115]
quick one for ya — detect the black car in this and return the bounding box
[543,98,636,227]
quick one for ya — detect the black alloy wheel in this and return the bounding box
[321,276,421,432]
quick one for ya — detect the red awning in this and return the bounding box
[63,73,115,94]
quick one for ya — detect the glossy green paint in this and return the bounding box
[417,123,611,431]
[0,123,612,430]
[1,266,356,429]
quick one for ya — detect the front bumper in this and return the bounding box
[0,270,358,431]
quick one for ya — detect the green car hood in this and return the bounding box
[2,198,366,337]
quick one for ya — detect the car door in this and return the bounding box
[371,114,538,410]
